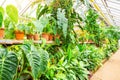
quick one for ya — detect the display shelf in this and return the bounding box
[79,41,94,44]
[0,39,95,45]
[0,39,56,44]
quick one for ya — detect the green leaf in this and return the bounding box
[27,51,41,79]
[32,15,49,34]
[0,48,18,80]
[22,44,49,79]
[0,12,3,27]
[0,7,4,27]
[6,5,18,23]
[39,48,49,72]
[67,45,72,62]
[0,6,4,16]
[22,44,40,79]
[57,8,68,38]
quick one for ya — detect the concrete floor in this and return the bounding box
[90,49,120,80]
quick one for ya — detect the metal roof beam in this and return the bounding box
[107,0,120,5]
[1,0,6,6]
[101,0,116,25]
[19,0,33,16]
[90,0,112,25]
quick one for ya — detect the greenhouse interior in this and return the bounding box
[0,0,120,80]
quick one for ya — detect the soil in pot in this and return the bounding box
[27,34,34,40]
[15,30,24,40]
[49,34,54,41]
[0,28,5,39]
[34,34,40,40]
[41,33,49,41]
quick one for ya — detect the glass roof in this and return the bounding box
[93,0,120,26]
[0,0,36,18]
[0,0,120,26]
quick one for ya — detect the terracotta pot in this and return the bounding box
[49,34,53,41]
[0,28,5,39]
[27,34,34,40]
[15,30,24,40]
[34,34,40,40]
[41,33,49,41]
[88,40,93,43]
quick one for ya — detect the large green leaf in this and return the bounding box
[0,48,18,80]
[57,8,68,38]
[27,51,41,79]
[22,44,49,79]
[6,5,18,23]
[39,48,49,72]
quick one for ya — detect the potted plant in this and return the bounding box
[0,7,5,39]
[15,24,25,40]
[43,23,54,41]
[35,14,50,41]
[25,22,35,40]
[0,12,4,39]
[32,20,41,40]
[6,5,19,39]
[57,8,68,38]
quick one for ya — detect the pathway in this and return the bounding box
[90,49,120,80]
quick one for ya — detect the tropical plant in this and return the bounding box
[25,22,35,34]
[57,8,68,38]
[35,0,83,45]
[16,23,25,32]
[5,5,19,39]
[0,6,4,28]
[21,43,49,79]
[4,17,11,28]
[77,44,104,71]
[33,14,50,34]
[36,5,49,20]
[0,6,4,16]
[44,44,89,80]
[5,22,15,39]
[6,5,18,24]
[6,42,50,80]
[105,26,120,41]
[0,12,3,28]
[0,48,18,80]
[84,8,102,46]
